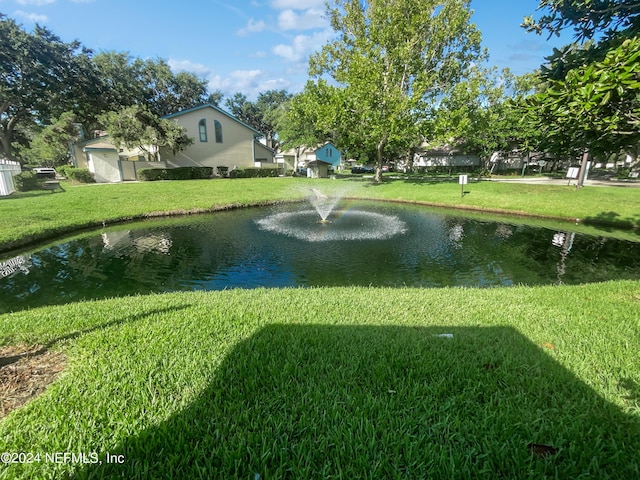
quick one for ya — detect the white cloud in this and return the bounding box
[272,29,332,63]
[169,60,290,99]
[278,8,327,31]
[237,18,266,36]
[16,0,54,5]
[13,10,48,23]
[168,59,213,77]
[271,0,325,9]
[208,69,290,98]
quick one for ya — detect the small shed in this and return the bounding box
[0,159,22,196]
[307,159,332,178]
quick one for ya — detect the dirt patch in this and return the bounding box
[0,344,66,419]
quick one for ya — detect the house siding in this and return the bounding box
[162,107,269,170]
[87,151,122,183]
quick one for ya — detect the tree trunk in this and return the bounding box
[577,149,590,188]
[374,137,387,183]
[0,129,15,161]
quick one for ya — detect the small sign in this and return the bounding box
[458,175,468,185]
[566,167,580,179]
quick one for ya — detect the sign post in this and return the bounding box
[459,174,468,197]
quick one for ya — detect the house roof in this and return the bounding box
[164,103,264,137]
[83,141,117,152]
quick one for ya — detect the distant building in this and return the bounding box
[276,142,342,177]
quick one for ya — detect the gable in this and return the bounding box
[164,104,263,137]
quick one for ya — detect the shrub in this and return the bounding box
[138,167,213,181]
[57,165,73,179]
[69,168,95,183]
[138,169,167,181]
[216,166,229,177]
[57,166,94,183]
[229,167,279,178]
[13,171,43,192]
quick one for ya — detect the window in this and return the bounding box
[198,119,207,142]
[214,120,223,143]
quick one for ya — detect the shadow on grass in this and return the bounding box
[79,325,640,479]
[582,211,640,232]
[0,305,192,368]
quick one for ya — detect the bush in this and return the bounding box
[138,169,167,181]
[138,167,213,181]
[13,171,43,192]
[57,166,94,183]
[70,168,95,183]
[57,165,73,179]
[229,167,279,178]
[217,166,229,177]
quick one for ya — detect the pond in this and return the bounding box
[1,200,639,312]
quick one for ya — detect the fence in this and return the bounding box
[0,159,22,196]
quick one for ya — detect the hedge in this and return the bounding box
[229,167,279,178]
[138,167,213,181]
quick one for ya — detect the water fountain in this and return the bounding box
[255,188,408,242]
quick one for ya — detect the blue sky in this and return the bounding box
[2,0,574,99]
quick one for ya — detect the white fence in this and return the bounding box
[0,159,22,196]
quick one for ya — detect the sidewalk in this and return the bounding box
[487,176,640,188]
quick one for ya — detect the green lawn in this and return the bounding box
[1,283,639,479]
[1,177,639,478]
[1,177,639,252]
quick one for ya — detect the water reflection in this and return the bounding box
[1,202,639,312]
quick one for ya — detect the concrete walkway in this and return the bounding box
[487,176,640,188]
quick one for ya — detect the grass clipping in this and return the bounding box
[0,345,66,418]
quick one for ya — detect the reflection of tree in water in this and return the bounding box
[2,205,640,312]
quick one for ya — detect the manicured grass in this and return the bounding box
[1,177,639,252]
[0,283,639,479]
[1,177,639,478]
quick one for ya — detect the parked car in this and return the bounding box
[33,167,57,179]
[351,166,375,174]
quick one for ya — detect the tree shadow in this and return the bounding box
[582,211,640,232]
[78,325,640,479]
[0,305,192,368]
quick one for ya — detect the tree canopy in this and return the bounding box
[0,14,97,160]
[304,0,483,182]
[520,0,640,171]
[99,105,193,160]
[0,14,215,164]
[225,90,292,151]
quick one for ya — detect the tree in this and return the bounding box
[277,81,338,171]
[434,69,541,164]
[225,90,292,151]
[207,90,224,107]
[92,53,209,118]
[139,60,209,117]
[25,112,81,166]
[526,37,640,163]
[520,0,640,178]
[0,14,96,161]
[522,0,640,42]
[99,105,193,160]
[308,0,483,182]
